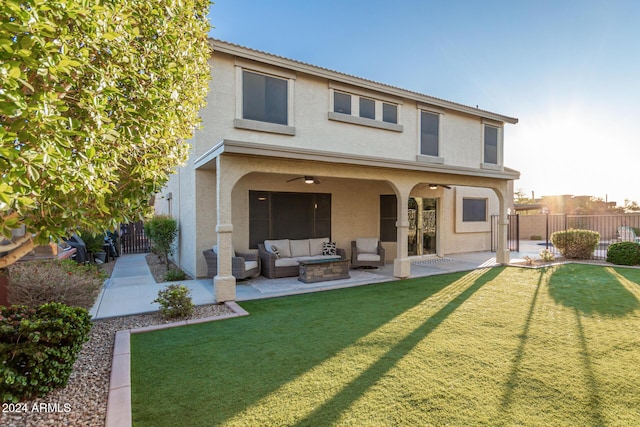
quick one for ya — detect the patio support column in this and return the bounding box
[494,184,510,265]
[214,155,236,302]
[394,188,411,278]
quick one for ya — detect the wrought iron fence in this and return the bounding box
[538,214,640,259]
[491,214,520,252]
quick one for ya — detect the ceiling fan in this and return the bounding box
[287,175,321,185]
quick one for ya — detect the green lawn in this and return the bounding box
[131,265,640,426]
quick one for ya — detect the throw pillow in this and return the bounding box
[322,242,337,256]
[270,245,281,259]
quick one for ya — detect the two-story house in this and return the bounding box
[155,39,519,301]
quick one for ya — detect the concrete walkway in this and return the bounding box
[90,247,541,320]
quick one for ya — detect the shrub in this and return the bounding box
[7,259,105,310]
[550,229,600,259]
[153,284,193,319]
[144,215,178,269]
[0,303,93,403]
[606,242,640,266]
[164,268,187,282]
[79,229,105,255]
[539,249,555,262]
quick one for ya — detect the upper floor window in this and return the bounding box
[383,103,397,124]
[484,124,499,164]
[420,111,439,156]
[334,92,351,115]
[242,70,288,125]
[328,84,403,132]
[359,97,375,120]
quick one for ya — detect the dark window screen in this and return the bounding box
[249,191,332,247]
[243,71,288,125]
[463,198,487,222]
[420,111,439,156]
[380,194,398,242]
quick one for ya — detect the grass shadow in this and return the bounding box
[291,266,502,427]
[131,268,496,425]
[547,264,640,317]
[498,268,546,423]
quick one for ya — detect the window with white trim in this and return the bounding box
[484,124,499,164]
[242,70,288,125]
[359,97,375,120]
[334,92,351,115]
[420,111,440,156]
[235,63,296,135]
[329,86,402,131]
[382,102,397,124]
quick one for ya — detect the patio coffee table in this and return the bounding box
[298,258,350,283]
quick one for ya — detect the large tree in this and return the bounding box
[0,0,211,267]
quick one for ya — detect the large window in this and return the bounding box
[249,191,331,248]
[242,70,288,125]
[484,125,499,164]
[420,111,439,156]
[380,194,398,242]
[462,198,487,222]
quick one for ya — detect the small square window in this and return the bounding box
[383,103,397,124]
[462,198,487,222]
[359,97,375,119]
[334,92,351,115]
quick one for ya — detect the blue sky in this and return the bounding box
[209,1,640,206]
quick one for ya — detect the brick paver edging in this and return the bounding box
[104,301,250,427]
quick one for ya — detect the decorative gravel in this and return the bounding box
[2,303,234,427]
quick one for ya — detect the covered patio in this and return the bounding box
[193,140,518,302]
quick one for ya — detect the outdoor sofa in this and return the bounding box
[258,237,346,278]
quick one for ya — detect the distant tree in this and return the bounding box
[514,188,533,204]
[0,0,211,268]
[624,200,640,213]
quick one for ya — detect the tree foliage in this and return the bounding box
[0,0,211,266]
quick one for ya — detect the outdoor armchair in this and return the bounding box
[202,247,261,280]
[351,238,385,268]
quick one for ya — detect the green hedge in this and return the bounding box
[550,229,600,259]
[0,303,92,403]
[607,242,640,266]
[144,215,178,267]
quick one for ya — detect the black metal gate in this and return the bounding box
[119,221,150,254]
[491,214,519,252]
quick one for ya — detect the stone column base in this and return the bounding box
[393,258,411,279]
[496,249,510,265]
[214,275,236,302]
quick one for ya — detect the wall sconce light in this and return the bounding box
[429,184,438,190]
[304,176,315,184]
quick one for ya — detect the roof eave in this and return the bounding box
[209,39,518,125]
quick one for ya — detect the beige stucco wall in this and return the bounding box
[154,47,516,278]
[195,52,502,170]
